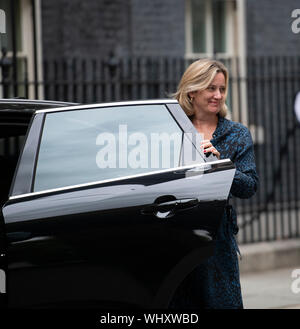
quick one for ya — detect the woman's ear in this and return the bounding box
[188,91,195,101]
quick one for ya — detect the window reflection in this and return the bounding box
[34,105,183,192]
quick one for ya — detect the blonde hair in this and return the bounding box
[173,58,229,117]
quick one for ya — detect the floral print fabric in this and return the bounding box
[169,116,259,309]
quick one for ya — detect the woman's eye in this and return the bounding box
[207,86,226,93]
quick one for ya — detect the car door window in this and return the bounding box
[34,104,185,192]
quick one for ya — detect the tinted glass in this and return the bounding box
[34,105,183,192]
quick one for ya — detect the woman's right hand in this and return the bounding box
[200,140,220,159]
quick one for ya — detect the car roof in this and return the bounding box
[35,99,178,114]
[0,99,78,112]
[0,99,78,138]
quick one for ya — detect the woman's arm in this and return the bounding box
[230,127,259,199]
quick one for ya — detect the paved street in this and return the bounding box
[240,266,300,309]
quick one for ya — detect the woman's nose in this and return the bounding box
[214,89,222,99]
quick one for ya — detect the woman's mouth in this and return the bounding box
[209,101,219,106]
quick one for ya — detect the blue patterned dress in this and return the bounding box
[169,116,259,309]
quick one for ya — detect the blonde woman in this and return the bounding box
[170,59,258,309]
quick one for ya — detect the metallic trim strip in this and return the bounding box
[9,159,232,200]
[36,99,178,114]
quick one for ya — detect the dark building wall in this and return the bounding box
[246,0,300,56]
[41,0,185,59]
[130,0,185,56]
[41,0,300,59]
[41,0,130,59]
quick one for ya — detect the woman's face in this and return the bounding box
[190,72,226,116]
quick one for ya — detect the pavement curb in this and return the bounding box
[238,238,300,274]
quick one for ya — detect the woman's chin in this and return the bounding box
[208,107,220,114]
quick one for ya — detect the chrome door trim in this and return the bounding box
[36,99,178,114]
[9,159,233,200]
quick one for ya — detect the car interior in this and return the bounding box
[0,109,32,208]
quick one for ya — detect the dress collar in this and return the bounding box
[211,115,230,140]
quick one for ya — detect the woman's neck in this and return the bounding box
[192,114,218,140]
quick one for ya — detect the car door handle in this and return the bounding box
[141,198,198,219]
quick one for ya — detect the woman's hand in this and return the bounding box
[200,140,220,159]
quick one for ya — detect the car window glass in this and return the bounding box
[34,105,184,192]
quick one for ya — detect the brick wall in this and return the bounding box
[41,0,300,58]
[41,0,130,58]
[130,0,185,56]
[41,0,185,59]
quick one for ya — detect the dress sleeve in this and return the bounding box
[230,127,259,199]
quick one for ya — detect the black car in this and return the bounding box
[0,99,235,308]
